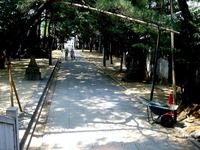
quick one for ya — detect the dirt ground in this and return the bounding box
[177,104,200,137]
[53,49,200,142]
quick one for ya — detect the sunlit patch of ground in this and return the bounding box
[52,49,62,59]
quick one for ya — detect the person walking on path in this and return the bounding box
[65,47,69,61]
[70,48,75,60]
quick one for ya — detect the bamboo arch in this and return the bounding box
[56,1,180,34]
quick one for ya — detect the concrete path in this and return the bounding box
[29,51,199,150]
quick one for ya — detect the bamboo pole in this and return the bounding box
[56,1,180,34]
[170,0,177,104]
[8,66,14,107]
[11,72,23,112]
[3,50,23,112]
[150,28,161,100]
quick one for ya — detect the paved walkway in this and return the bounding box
[29,50,199,150]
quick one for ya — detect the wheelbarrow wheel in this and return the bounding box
[161,114,174,127]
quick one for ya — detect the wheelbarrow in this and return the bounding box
[147,100,178,127]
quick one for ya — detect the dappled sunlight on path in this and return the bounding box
[80,50,171,103]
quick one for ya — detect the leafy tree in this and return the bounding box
[0,0,52,60]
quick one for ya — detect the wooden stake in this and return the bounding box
[9,67,14,107]
[3,50,23,112]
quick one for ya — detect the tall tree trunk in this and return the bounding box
[37,16,41,42]
[110,42,113,64]
[43,9,48,49]
[89,37,93,52]
[103,47,106,67]
[48,11,53,65]
[177,0,196,103]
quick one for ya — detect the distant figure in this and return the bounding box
[65,48,69,61]
[70,48,75,60]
